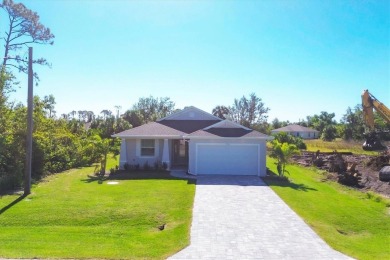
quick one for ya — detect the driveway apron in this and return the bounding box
[169,175,352,260]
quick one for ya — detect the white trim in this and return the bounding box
[162,139,170,170]
[113,135,183,139]
[137,139,160,158]
[203,119,252,131]
[186,135,273,140]
[119,139,128,169]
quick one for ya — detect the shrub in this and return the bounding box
[321,125,337,141]
[272,132,307,149]
[143,161,151,171]
[123,163,130,171]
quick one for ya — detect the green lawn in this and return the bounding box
[0,159,195,259]
[304,138,378,155]
[265,157,390,260]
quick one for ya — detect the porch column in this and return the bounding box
[162,138,170,170]
[119,139,127,169]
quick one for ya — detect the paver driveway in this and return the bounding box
[169,175,352,260]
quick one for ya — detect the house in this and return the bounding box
[271,124,319,139]
[112,107,273,176]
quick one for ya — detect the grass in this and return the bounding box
[0,157,195,259]
[265,157,390,260]
[304,138,379,155]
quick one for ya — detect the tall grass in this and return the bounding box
[305,138,378,155]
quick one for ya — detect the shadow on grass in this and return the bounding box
[0,194,26,215]
[81,170,196,185]
[263,169,317,192]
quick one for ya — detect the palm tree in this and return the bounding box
[269,140,300,177]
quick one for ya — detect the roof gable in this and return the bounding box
[204,120,251,130]
[158,106,221,121]
[271,124,319,133]
[159,120,221,134]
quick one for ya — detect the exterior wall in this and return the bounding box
[119,138,171,169]
[271,130,319,139]
[188,139,267,176]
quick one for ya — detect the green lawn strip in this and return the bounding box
[0,159,195,259]
[265,157,390,260]
[304,139,378,155]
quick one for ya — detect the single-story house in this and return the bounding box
[271,124,319,139]
[112,106,273,176]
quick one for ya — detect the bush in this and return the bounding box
[321,125,337,141]
[143,161,151,171]
[272,132,307,149]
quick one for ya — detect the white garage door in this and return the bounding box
[196,143,259,175]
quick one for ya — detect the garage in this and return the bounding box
[195,143,260,175]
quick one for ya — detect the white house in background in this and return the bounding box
[271,124,319,139]
[112,106,273,176]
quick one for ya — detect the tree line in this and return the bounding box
[1,89,388,192]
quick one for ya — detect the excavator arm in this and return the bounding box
[361,90,390,151]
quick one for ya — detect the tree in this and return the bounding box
[306,111,337,136]
[271,118,290,129]
[124,96,175,125]
[43,94,56,118]
[90,135,120,175]
[114,105,122,119]
[321,125,337,141]
[340,105,365,140]
[122,109,142,128]
[212,105,229,119]
[1,0,54,83]
[228,93,269,127]
[100,109,112,120]
[269,140,299,177]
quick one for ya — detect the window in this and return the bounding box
[141,139,155,156]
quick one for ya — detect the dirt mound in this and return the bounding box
[291,150,390,197]
[366,151,390,171]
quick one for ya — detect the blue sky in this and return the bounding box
[4,0,390,122]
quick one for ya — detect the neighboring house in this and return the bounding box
[271,124,319,139]
[113,107,273,176]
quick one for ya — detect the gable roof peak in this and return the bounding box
[158,106,222,121]
[204,119,251,130]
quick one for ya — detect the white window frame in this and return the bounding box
[136,139,159,158]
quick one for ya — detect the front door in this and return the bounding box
[173,140,189,166]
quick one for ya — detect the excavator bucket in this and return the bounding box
[362,132,386,151]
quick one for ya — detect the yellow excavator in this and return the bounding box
[361,89,390,151]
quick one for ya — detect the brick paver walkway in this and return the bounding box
[169,175,352,260]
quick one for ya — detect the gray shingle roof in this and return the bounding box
[113,107,272,139]
[159,120,221,134]
[112,122,185,137]
[188,128,272,139]
[271,124,319,133]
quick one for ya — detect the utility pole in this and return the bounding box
[24,47,33,196]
